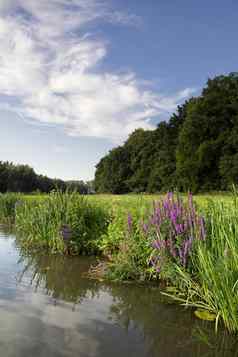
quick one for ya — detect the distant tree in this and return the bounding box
[7,164,38,192]
[0,161,86,194]
[95,146,131,194]
[66,180,89,194]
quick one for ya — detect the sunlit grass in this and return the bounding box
[15,191,109,254]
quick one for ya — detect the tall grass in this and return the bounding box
[164,195,238,333]
[0,192,22,223]
[15,191,110,254]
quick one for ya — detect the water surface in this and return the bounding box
[0,229,237,357]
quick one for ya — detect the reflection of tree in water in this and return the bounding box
[0,224,15,237]
[107,284,238,357]
[17,250,101,304]
[16,248,238,357]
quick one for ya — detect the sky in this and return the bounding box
[0,0,237,181]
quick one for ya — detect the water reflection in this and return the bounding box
[0,230,237,357]
[17,252,100,304]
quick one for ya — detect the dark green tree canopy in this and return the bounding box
[0,161,92,194]
[95,73,238,193]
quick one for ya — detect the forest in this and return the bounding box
[95,73,238,193]
[0,161,92,193]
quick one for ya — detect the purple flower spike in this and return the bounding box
[127,213,133,231]
[148,192,206,274]
[143,223,149,234]
[199,217,206,240]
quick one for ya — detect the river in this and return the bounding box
[0,228,236,357]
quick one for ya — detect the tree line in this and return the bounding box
[0,161,94,194]
[95,73,238,193]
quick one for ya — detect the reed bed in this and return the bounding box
[15,191,109,254]
[166,196,238,333]
[0,192,22,223]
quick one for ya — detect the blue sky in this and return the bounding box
[0,0,237,180]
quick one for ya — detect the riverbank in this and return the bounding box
[0,191,238,333]
[1,229,237,356]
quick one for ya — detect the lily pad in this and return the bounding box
[194,309,216,321]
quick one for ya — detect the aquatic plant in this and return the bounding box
[103,207,155,281]
[15,190,110,254]
[143,192,206,280]
[164,194,238,333]
[104,193,205,281]
[0,192,22,223]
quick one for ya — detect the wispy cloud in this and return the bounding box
[0,0,195,143]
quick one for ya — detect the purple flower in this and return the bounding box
[142,223,149,234]
[199,217,206,240]
[148,192,206,274]
[127,213,133,231]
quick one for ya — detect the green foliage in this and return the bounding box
[15,191,109,254]
[0,192,22,223]
[164,193,238,333]
[103,210,156,281]
[177,73,238,192]
[95,146,131,194]
[95,72,238,193]
[0,160,93,194]
[106,230,154,281]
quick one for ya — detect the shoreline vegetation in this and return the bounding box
[0,190,238,334]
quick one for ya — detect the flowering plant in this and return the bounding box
[137,193,206,278]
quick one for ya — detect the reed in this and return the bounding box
[15,190,109,254]
[164,194,238,333]
[0,192,22,223]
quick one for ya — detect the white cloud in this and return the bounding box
[0,0,194,143]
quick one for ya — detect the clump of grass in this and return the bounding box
[102,207,155,281]
[0,192,22,224]
[15,190,110,254]
[164,194,238,333]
